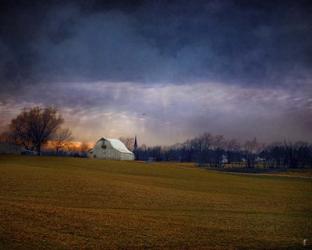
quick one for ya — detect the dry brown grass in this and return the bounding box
[0,155,311,249]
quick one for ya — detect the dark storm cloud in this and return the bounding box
[0,0,312,144]
[0,0,312,92]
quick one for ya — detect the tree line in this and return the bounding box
[134,133,312,168]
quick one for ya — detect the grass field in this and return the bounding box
[0,156,311,249]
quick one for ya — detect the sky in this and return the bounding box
[0,0,311,145]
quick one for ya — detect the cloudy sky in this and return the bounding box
[0,0,311,145]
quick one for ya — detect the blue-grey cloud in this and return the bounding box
[0,0,311,144]
[0,0,311,89]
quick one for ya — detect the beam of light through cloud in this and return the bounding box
[1,81,311,145]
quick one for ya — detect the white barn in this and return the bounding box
[88,137,135,160]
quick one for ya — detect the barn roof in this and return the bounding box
[98,138,133,154]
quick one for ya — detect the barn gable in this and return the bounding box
[89,137,134,160]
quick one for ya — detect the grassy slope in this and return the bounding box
[0,156,311,249]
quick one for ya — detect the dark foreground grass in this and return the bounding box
[0,156,311,249]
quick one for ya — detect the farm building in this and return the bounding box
[88,138,135,160]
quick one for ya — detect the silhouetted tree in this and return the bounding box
[79,142,91,153]
[119,137,135,151]
[52,128,73,152]
[244,138,260,168]
[8,106,64,155]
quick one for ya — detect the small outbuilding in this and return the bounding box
[88,137,134,160]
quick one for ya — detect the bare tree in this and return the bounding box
[52,128,73,152]
[64,141,77,152]
[119,137,135,151]
[0,130,15,143]
[213,135,226,149]
[226,139,241,151]
[244,138,260,168]
[80,142,91,153]
[226,139,241,164]
[9,106,64,155]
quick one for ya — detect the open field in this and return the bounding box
[204,167,312,179]
[0,156,311,249]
